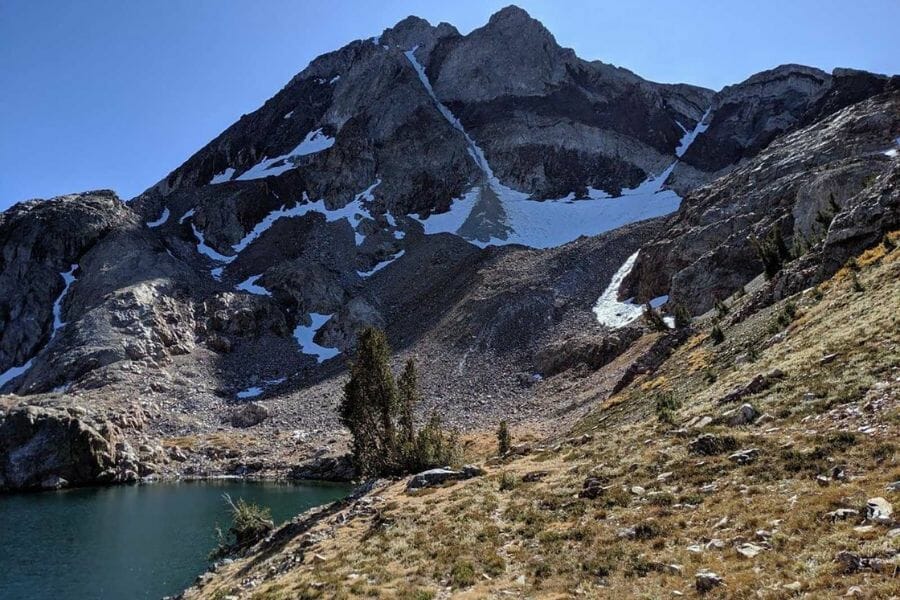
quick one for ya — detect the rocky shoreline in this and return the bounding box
[0,400,358,494]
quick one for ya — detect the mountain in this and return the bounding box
[1,5,899,493]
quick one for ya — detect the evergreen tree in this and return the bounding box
[497,420,511,456]
[397,358,421,467]
[339,327,399,476]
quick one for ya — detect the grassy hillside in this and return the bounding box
[185,233,900,600]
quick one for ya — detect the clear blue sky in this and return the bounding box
[2,0,898,208]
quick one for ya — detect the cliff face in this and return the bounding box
[625,88,900,315]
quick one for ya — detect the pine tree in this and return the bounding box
[397,358,420,467]
[497,420,511,456]
[339,327,399,476]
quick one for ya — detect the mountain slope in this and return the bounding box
[180,229,900,600]
[1,6,898,494]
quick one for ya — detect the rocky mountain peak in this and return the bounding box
[380,15,459,55]
[486,5,544,29]
[430,5,571,104]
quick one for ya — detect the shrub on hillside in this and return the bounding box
[750,225,791,278]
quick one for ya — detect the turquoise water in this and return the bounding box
[0,480,352,600]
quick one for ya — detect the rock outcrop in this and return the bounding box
[625,89,900,314]
[0,404,134,491]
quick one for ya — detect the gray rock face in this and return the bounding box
[626,90,900,315]
[0,405,126,491]
[406,464,484,490]
[682,65,833,174]
[0,191,134,381]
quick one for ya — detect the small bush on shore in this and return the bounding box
[210,494,273,559]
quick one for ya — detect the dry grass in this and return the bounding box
[187,241,900,599]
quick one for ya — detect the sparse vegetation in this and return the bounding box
[673,303,692,328]
[714,298,729,319]
[654,390,681,424]
[191,235,900,600]
[642,303,669,331]
[750,224,791,278]
[710,324,725,345]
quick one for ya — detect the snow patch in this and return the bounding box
[236,387,263,399]
[293,313,340,363]
[52,264,78,335]
[884,138,900,157]
[358,250,405,277]
[146,207,170,228]
[235,377,287,400]
[676,109,711,157]
[231,184,379,253]
[649,295,669,309]
[192,223,236,264]
[1,265,79,388]
[283,110,294,119]
[179,208,195,224]
[0,359,33,388]
[329,75,340,84]
[210,168,236,185]
[233,129,334,182]
[235,274,271,296]
[592,252,644,329]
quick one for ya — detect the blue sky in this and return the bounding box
[2,0,898,208]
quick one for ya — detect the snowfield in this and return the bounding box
[592,252,645,329]
[293,313,341,363]
[405,44,711,250]
[235,274,271,296]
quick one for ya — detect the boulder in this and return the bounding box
[865,497,893,524]
[290,455,357,482]
[718,371,785,404]
[736,543,765,558]
[728,448,760,465]
[695,570,725,594]
[578,476,606,499]
[230,403,270,428]
[724,403,759,426]
[406,465,484,490]
[689,433,739,456]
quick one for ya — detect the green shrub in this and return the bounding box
[673,304,692,328]
[450,560,476,587]
[499,471,519,491]
[750,225,791,278]
[710,325,725,345]
[654,390,681,425]
[497,420,510,456]
[211,494,274,559]
[776,301,798,327]
[714,299,729,319]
